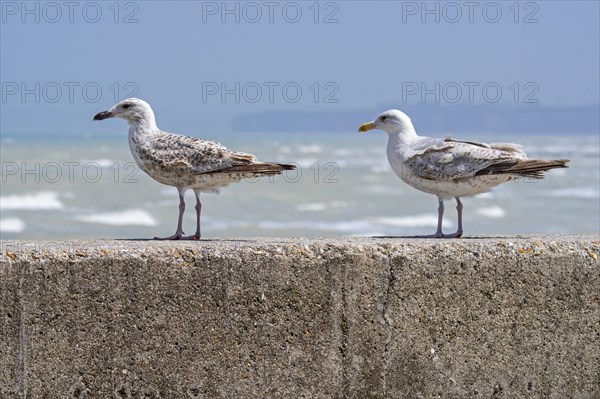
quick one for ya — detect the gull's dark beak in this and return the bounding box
[93,110,113,121]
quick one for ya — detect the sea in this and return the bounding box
[1,131,599,239]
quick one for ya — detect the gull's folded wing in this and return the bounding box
[405,142,519,181]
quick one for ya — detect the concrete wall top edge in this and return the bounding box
[1,234,598,264]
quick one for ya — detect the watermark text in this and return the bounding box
[201,81,339,103]
[1,1,140,23]
[1,82,139,103]
[401,81,539,104]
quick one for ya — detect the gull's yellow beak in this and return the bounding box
[358,122,377,133]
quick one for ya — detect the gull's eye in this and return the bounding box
[122,104,132,109]
[381,115,387,121]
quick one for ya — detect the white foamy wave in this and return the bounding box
[547,187,600,199]
[205,220,252,230]
[295,158,318,168]
[81,159,115,168]
[0,217,25,233]
[0,191,64,210]
[296,201,348,212]
[74,209,157,226]
[298,145,322,154]
[332,148,356,156]
[374,214,453,228]
[475,206,506,219]
[477,192,494,199]
[296,203,328,212]
[258,219,376,233]
[259,216,454,232]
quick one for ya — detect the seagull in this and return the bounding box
[359,109,569,238]
[94,98,295,240]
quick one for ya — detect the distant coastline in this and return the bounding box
[1,104,598,138]
[233,104,600,134]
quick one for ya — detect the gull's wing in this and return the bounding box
[143,132,257,174]
[405,141,523,181]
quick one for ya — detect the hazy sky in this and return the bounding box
[1,0,599,135]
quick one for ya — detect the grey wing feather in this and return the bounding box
[446,138,527,156]
[406,141,520,181]
[445,138,491,149]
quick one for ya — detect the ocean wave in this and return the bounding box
[0,191,64,210]
[80,159,115,168]
[477,192,494,199]
[0,217,25,233]
[374,214,453,228]
[294,158,319,168]
[364,185,403,195]
[205,220,252,230]
[475,206,507,219]
[257,215,447,232]
[295,201,349,212]
[547,187,600,199]
[332,148,356,156]
[74,209,157,226]
[298,145,323,154]
[296,203,328,212]
[258,219,375,233]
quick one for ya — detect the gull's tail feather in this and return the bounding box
[221,162,297,176]
[477,159,570,179]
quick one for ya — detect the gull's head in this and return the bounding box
[93,98,156,126]
[358,109,416,136]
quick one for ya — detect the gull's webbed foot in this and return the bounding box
[182,234,201,240]
[154,232,184,240]
[442,231,463,238]
[414,233,444,238]
[414,231,463,239]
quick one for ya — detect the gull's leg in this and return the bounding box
[154,188,186,240]
[414,198,445,238]
[183,190,202,240]
[442,197,464,238]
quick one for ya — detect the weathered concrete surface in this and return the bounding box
[0,235,598,398]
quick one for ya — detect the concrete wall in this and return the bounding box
[1,235,598,398]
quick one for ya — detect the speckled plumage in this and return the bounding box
[94,98,295,239]
[359,109,569,238]
[128,128,289,193]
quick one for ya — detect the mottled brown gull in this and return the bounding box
[94,98,295,240]
[359,109,569,238]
